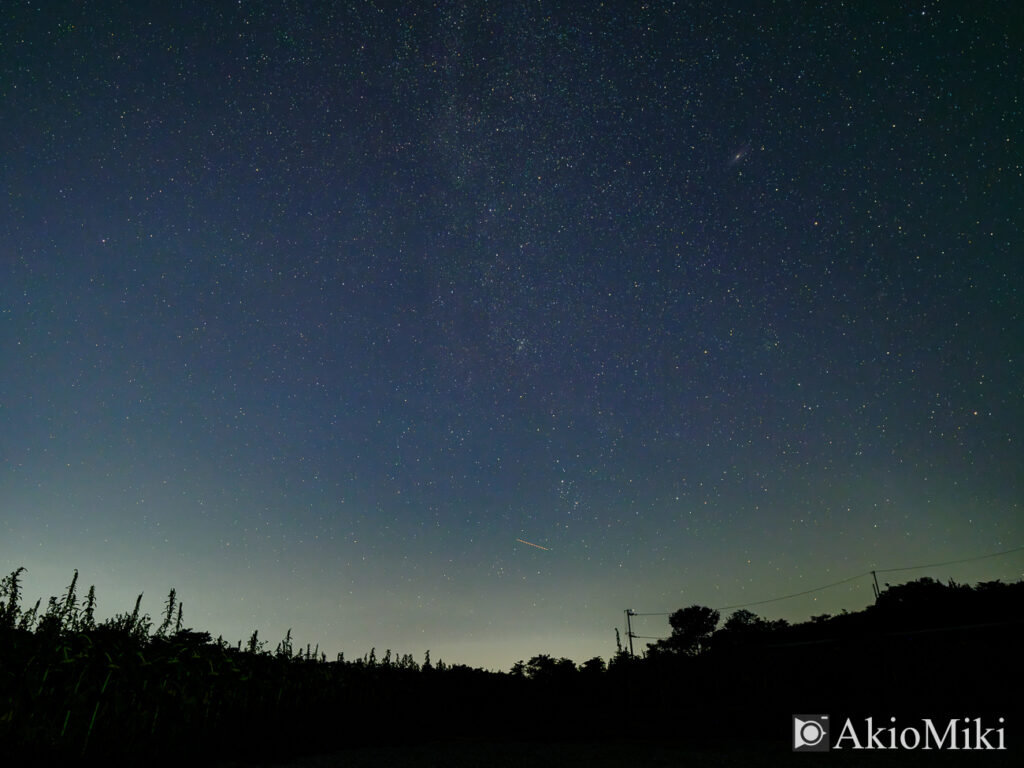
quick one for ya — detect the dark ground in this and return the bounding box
[218,737,1019,768]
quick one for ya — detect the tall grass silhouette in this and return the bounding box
[2,567,1022,765]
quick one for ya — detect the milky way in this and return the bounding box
[1,1,1021,669]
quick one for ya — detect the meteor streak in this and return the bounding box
[516,538,550,551]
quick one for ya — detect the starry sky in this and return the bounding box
[2,1,1022,670]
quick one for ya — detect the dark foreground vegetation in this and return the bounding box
[1,568,1021,766]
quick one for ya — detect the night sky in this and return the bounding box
[2,1,1022,670]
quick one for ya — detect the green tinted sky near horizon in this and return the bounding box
[1,1,1021,669]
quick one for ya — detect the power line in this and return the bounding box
[628,543,1024,618]
[717,571,868,610]
[873,544,1024,575]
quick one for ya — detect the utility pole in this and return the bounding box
[625,609,636,657]
[871,570,881,600]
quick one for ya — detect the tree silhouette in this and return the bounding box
[648,605,720,657]
[712,608,789,650]
[713,608,765,649]
[524,654,576,682]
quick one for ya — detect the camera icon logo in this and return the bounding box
[793,715,830,751]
